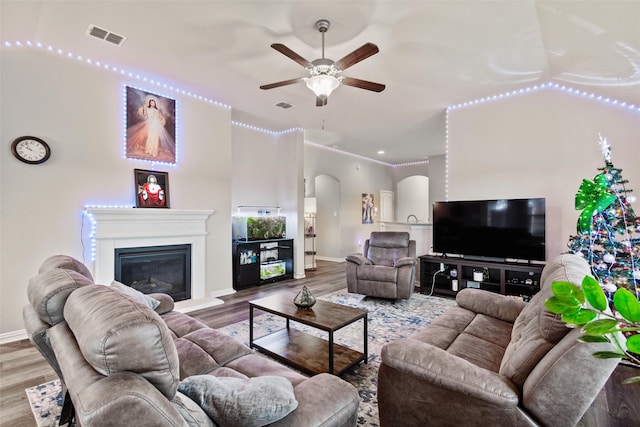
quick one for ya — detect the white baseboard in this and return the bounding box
[317,256,346,263]
[208,287,235,298]
[0,329,28,344]
[174,296,224,314]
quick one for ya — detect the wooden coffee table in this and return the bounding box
[249,293,368,376]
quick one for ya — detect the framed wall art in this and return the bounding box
[134,169,170,208]
[362,193,374,224]
[125,86,177,164]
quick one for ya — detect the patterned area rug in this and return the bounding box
[24,379,66,427]
[26,290,456,426]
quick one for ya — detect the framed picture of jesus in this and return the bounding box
[134,169,170,208]
[125,86,177,164]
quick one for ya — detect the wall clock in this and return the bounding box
[10,136,51,164]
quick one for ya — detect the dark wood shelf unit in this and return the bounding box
[232,238,293,290]
[252,328,365,376]
[419,254,544,298]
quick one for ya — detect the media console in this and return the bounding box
[419,254,544,299]
[233,238,293,290]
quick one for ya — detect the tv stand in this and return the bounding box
[232,238,293,290]
[419,255,544,298]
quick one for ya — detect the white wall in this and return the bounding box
[448,89,640,261]
[230,126,305,278]
[304,144,393,258]
[396,176,430,223]
[425,155,446,208]
[1,48,233,335]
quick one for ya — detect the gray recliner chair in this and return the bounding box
[345,231,417,300]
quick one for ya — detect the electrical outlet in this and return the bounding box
[440,262,445,271]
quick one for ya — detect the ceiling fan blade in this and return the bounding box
[341,77,386,92]
[271,43,314,68]
[334,43,379,71]
[260,77,305,90]
[316,96,328,107]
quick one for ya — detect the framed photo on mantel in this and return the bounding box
[134,169,170,208]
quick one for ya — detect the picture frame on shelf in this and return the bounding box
[134,169,170,208]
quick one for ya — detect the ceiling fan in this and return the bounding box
[260,19,386,106]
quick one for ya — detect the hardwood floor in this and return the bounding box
[1,260,638,426]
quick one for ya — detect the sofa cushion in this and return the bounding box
[38,254,94,281]
[28,268,94,326]
[357,265,398,282]
[174,328,253,378]
[64,285,180,399]
[412,310,511,372]
[499,253,591,387]
[110,280,160,310]
[178,375,298,427]
[224,354,310,388]
[162,310,210,338]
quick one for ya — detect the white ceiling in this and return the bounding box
[2,1,639,164]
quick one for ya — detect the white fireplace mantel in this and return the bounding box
[85,207,216,309]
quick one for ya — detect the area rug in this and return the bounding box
[26,290,456,427]
[24,379,66,427]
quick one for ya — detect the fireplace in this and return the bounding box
[84,207,223,312]
[115,244,191,302]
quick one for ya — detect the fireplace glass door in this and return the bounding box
[114,244,191,302]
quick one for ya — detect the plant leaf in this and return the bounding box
[582,275,608,311]
[551,281,585,304]
[591,351,626,359]
[583,318,620,335]
[622,376,640,384]
[562,309,597,325]
[579,334,610,343]
[545,296,581,315]
[613,288,640,322]
[626,334,640,354]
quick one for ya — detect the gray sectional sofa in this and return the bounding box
[23,255,359,426]
[377,253,619,426]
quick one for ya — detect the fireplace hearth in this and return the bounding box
[115,244,191,302]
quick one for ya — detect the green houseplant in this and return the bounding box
[545,275,640,384]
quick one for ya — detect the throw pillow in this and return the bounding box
[178,375,298,427]
[110,280,160,310]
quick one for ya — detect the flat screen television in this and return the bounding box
[432,198,546,262]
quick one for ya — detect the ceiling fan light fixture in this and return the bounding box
[306,74,340,98]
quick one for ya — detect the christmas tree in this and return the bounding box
[567,135,640,300]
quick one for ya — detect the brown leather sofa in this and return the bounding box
[377,253,619,426]
[345,231,417,300]
[23,255,359,426]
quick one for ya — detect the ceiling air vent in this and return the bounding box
[86,25,127,46]
[275,101,294,109]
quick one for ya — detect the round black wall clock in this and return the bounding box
[11,136,51,164]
